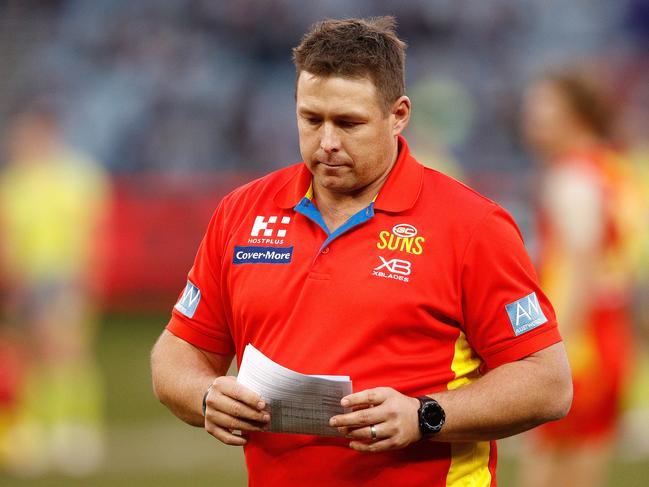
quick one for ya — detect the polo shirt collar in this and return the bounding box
[373,136,424,213]
[274,135,423,213]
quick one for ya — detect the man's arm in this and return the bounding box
[330,342,572,452]
[151,330,269,445]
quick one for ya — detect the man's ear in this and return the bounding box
[391,96,411,137]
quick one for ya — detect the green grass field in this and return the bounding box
[1,312,647,486]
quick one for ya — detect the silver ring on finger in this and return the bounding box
[370,424,377,441]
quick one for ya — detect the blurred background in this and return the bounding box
[0,0,647,485]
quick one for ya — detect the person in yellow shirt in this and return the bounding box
[0,99,110,476]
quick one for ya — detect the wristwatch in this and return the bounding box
[416,396,445,437]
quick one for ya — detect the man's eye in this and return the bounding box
[307,118,321,125]
[340,121,360,128]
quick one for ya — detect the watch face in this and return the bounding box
[423,402,443,426]
[419,398,445,435]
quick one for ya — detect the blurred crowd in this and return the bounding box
[0,0,648,483]
[0,0,646,177]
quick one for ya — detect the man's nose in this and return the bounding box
[320,123,340,153]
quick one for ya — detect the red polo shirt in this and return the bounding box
[167,136,561,486]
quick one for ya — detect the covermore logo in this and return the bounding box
[233,246,293,264]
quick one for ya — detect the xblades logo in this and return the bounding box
[372,256,411,282]
[374,256,411,275]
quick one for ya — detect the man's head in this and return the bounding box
[292,17,410,198]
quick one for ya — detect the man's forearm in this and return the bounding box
[331,342,572,453]
[151,330,231,426]
[429,342,572,442]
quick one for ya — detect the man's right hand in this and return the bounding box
[203,375,270,446]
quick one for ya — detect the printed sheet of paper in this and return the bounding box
[237,344,353,437]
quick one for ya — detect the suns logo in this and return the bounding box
[376,224,425,255]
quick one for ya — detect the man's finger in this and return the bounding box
[348,437,393,453]
[210,392,270,423]
[205,423,247,446]
[215,376,266,410]
[208,411,268,432]
[340,387,387,408]
[330,404,381,428]
[341,423,386,441]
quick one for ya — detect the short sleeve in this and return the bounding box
[461,207,561,370]
[166,200,235,354]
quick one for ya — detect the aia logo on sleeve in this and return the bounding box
[175,281,201,318]
[505,292,547,336]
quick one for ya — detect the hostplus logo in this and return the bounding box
[248,215,291,245]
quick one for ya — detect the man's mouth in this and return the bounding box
[317,159,348,168]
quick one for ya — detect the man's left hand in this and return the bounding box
[329,387,422,452]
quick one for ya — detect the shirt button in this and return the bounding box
[321,247,330,254]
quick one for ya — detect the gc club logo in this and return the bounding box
[392,223,417,238]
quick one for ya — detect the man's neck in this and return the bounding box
[313,186,375,234]
[314,163,396,233]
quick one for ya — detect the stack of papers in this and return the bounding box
[237,344,353,437]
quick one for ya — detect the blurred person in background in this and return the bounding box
[519,69,638,487]
[0,97,110,476]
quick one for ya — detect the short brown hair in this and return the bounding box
[292,16,407,113]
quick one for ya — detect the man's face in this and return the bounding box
[296,72,407,196]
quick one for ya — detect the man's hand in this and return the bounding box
[329,387,421,452]
[204,376,270,446]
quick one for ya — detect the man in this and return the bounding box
[151,17,572,486]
